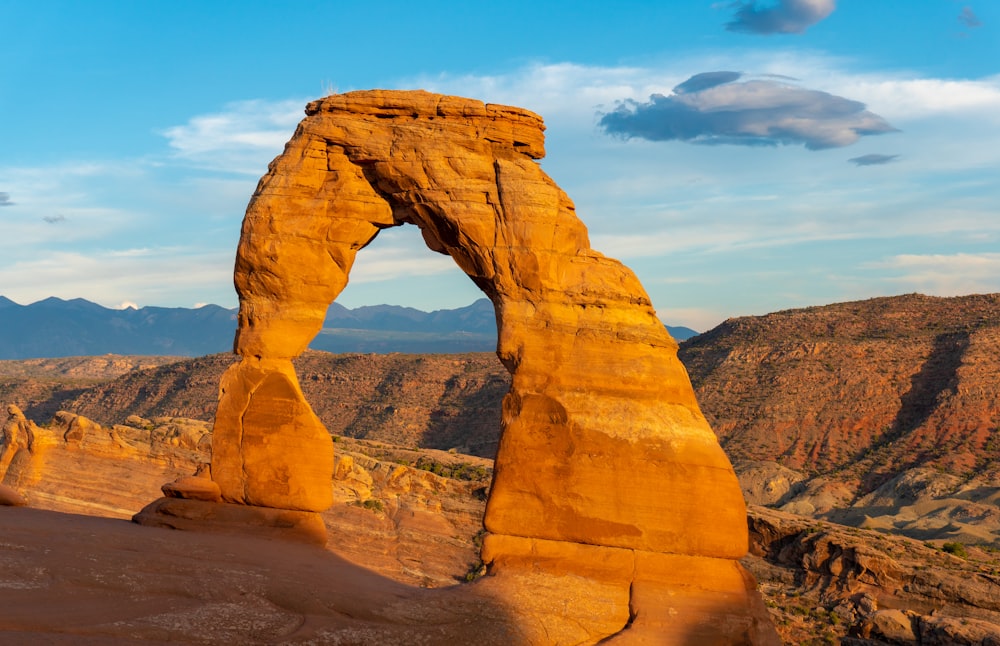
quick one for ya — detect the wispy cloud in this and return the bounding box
[42,214,66,224]
[598,72,896,149]
[840,76,1000,120]
[848,153,899,166]
[0,192,13,206]
[870,253,1000,295]
[161,99,305,174]
[725,0,836,35]
[0,247,235,309]
[959,6,982,28]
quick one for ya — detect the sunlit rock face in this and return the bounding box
[214,89,778,643]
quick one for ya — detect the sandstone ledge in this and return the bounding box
[133,497,328,546]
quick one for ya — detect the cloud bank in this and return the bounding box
[848,153,899,166]
[0,192,13,206]
[725,0,836,35]
[599,71,896,149]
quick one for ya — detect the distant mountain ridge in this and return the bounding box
[0,296,697,359]
[0,296,236,359]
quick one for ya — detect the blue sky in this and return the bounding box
[1,1,998,330]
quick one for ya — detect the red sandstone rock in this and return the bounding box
[211,359,332,512]
[206,89,777,643]
[0,483,26,506]
[1,404,35,481]
[162,475,222,502]
[133,497,328,546]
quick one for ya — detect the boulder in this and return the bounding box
[133,497,327,546]
[161,475,222,502]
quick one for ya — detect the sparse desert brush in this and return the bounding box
[942,541,969,559]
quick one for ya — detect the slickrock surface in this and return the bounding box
[3,416,1000,644]
[0,412,492,587]
[201,89,776,642]
[0,505,525,645]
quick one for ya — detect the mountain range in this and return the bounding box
[0,296,698,359]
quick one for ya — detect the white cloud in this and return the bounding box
[161,99,305,174]
[0,248,235,309]
[407,62,675,129]
[840,76,1000,121]
[409,57,1000,147]
[5,54,999,321]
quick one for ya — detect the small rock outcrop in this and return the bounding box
[0,404,36,481]
[1,410,210,518]
[195,90,778,643]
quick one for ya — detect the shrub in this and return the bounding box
[463,561,486,582]
[942,542,968,559]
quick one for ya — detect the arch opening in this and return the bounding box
[313,220,508,460]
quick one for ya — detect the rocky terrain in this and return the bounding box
[2,291,999,642]
[3,411,1000,644]
[4,294,998,551]
[680,293,999,478]
[8,351,511,458]
[0,354,183,423]
[680,293,1000,547]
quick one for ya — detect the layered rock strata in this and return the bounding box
[206,89,777,643]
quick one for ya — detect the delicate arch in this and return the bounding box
[206,90,777,643]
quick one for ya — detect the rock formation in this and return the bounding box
[0,410,210,518]
[179,89,778,643]
[5,407,1000,642]
[0,404,36,481]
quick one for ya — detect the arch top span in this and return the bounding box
[303,89,547,160]
[207,89,778,644]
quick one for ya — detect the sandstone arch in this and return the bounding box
[208,90,778,643]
